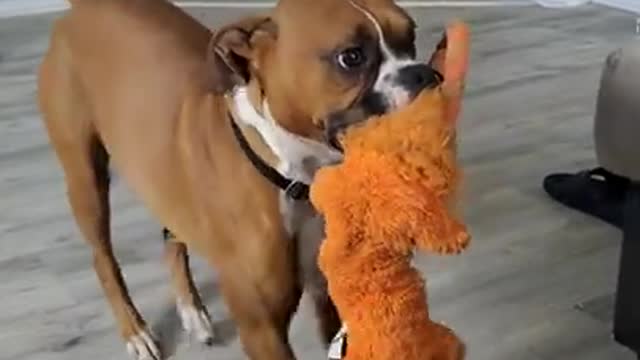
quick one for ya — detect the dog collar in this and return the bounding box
[228,114,310,201]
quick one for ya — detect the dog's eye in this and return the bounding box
[336,47,366,70]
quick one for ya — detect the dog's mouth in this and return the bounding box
[325,79,444,152]
[325,90,389,152]
[325,109,367,152]
[325,124,346,153]
[327,131,344,152]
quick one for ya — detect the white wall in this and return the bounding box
[0,0,67,17]
[535,0,640,12]
[594,0,640,13]
[1,0,640,18]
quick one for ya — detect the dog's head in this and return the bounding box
[207,0,441,153]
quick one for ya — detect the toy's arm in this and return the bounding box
[400,190,470,255]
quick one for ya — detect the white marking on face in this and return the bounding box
[348,0,421,110]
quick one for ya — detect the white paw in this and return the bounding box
[177,300,215,345]
[126,330,161,360]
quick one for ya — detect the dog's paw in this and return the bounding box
[126,330,162,360]
[177,300,215,345]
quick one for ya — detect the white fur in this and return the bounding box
[126,330,161,360]
[177,299,215,344]
[348,0,421,110]
[231,87,342,185]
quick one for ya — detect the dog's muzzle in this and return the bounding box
[325,64,443,151]
[396,63,444,98]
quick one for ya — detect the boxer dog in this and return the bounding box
[37,0,441,359]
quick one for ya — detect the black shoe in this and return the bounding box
[614,182,640,355]
[543,167,629,228]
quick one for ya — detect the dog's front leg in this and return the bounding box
[162,229,215,345]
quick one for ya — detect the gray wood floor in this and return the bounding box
[1,3,639,360]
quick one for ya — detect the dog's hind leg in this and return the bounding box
[162,229,215,345]
[38,36,161,360]
[48,134,161,360]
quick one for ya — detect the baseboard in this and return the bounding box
[1,0,639,19]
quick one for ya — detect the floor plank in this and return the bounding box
[0,3,638,360]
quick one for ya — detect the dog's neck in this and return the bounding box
[229,86,342,184]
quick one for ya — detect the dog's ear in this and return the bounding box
[206,15,277,94]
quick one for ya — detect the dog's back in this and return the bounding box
[38,0,219,230]
[39,0,211,145]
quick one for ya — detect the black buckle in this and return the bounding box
[285,181,310,200]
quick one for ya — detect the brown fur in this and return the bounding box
[36,0,420,358]
[37,1,303,357]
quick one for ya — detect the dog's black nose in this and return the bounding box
[396,64,442,95]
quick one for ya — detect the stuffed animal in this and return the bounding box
[310,21,471,360]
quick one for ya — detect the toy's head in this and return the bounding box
[311,21,471,273]
[339,87,460,207]
[312,89,469,273]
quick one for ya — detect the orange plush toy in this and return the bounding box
[310,21,471,360]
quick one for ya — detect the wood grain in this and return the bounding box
[0,4,637,360]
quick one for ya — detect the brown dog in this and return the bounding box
[36,0,441,359]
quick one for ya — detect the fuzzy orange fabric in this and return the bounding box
[429,20,470,124]
[310,22,471,360]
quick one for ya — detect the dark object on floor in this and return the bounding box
[544,170,639,356]
[543,167,628,228]
[613,181,640,359]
